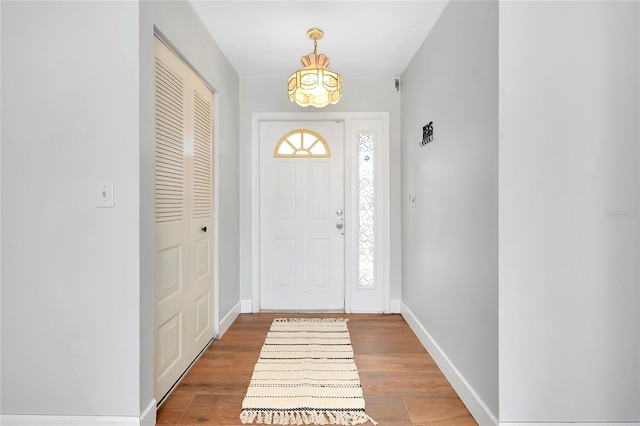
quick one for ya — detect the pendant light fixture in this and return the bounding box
[288,28,342,108]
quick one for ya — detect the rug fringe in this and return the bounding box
[240,410,376,425]
[273,318,349,323]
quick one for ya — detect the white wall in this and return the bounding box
[400,0,498,423]
[499,1,640,422]
[139,0,240,410]
[0,0,241,420]
[238,77,402,306]
[1,0,141,416]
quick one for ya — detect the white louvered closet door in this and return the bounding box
[154,37,214,403]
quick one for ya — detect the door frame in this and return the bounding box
[251,112,390,313]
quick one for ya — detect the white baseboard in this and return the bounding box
[140,399,156,426]
[500,423,640,426]
[401,302,498,426]
[1,412,154,425]
[240,299,253,313]
[0,416,139,426]
[389,299,401,313]
[239,299,394,314]
[1,399,157,426]
[219,300,241,337]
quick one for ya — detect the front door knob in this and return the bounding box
[336,222,344,230]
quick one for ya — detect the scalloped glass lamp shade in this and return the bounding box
[288,28,342,108]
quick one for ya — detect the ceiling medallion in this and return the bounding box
[287,28,342,108]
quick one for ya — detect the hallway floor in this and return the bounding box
[156,313,477,425]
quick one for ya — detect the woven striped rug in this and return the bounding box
[240,318,377,425]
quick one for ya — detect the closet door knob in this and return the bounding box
[201,226,207,233]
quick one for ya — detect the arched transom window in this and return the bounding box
[273,129,331,158]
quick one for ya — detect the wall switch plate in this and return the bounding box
[408,192,416,207]
[97,181,114,208]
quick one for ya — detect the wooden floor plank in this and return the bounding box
[405,396,477,425]
[156,313,477,425]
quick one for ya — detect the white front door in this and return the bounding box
[259,120,344,310]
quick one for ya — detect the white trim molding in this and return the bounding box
[140,399,156,426]
[401,302,498,426]
[500,424,640,426]
[0,416,143,426]
[212,87,222,347]
[389,299,401,313]
[251,112,390,313]
[219,300,241,338]
[1,398,157,426]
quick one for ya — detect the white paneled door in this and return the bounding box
[259,121,344,310]
[154,37,214,403]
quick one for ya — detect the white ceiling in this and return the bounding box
[189,1,449,78]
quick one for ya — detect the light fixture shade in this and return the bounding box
[288,30,342,108]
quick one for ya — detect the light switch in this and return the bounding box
[97,181,114,208]
[408,192,416,207]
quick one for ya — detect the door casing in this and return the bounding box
[251,112,390,313]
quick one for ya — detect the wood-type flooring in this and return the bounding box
[156,313,477,425]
